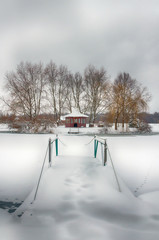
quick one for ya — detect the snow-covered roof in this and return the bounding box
[64,108,88,118]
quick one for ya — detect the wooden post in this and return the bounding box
[104,139,107,166]
[49,138,52,166]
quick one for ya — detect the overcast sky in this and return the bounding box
[0,0,159,112]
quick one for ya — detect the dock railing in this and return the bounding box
[93,135,121,192]
[33,135,59,201]
[94,135,107,166]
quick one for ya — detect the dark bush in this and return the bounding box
[137,121,152,133]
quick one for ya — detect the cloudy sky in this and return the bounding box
[0,0,159,112]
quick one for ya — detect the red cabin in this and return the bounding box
[64,109,88,128]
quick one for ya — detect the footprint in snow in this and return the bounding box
[64,177,82,190]
[81,183,92,189]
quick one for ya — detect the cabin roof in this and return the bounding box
[64,108,88,118]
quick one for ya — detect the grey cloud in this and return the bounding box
[0,0,159,112]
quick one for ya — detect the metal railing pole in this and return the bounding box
[104,140,107,166]
[94,139,96,158]
[49,138,52,167]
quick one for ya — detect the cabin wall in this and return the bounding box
[65,117,87,128]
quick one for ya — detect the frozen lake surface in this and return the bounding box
[0,132,159,240]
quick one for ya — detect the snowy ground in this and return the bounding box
[0,124,16,132]
[0,132,159,239]
[55,123,159,135]
[1,123,159,135]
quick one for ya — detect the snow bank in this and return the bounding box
[150,123,159,133]
[0,124,12,132]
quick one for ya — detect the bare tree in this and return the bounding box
[45,62,70,121]
[83,65,110,123]
[57,65,70,118]
[69,72,84,112]
[109,72,151,131]
[4,61,46,121]
[45,61,58,120]
[64,73,74,113]
[3,61,151,133]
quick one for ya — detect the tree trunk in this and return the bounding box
[115,118,118,130]
[122,118,124,131]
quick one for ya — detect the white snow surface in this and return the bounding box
[0,133,159,239]
[55,123,159,135]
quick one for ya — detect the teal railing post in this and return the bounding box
[94,137,98,158]
[94,139,96,158]
[95,140,98,158]
[55,135,58,156]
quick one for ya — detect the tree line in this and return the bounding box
[139,112,159,124]
[1,61,151,130]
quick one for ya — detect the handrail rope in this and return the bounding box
[95,137,105,141]
[95,136,106,143]
[33,144,49,202]
[107,145,121,192]
[58,137,67,147]
[51,137,58,144]
[85,136,95,145]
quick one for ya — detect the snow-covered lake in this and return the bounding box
[0,132,159,240]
